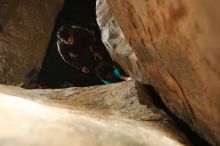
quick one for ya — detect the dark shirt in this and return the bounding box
[57,25,98,71]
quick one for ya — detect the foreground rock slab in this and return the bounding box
[0,81,191,146]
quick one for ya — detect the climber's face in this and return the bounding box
[66,36,74,45]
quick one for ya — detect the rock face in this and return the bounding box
[0,81,191,146]
[0,0,63,85]
[96,0,220,145]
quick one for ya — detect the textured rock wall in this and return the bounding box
[0,0,63,85]
[0,81,191,146]
[96,0,220,145]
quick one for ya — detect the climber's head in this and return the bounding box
[57,26,75,45]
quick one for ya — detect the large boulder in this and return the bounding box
[96,0,220,145]
[0,0,63,85]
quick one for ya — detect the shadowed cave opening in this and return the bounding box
[36,0,112,89]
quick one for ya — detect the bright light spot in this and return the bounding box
[0,93,65,121]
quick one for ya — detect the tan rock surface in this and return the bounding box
[96,0,220,145]
[0,0,63,85]
[0,81,191,146]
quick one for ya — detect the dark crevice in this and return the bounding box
[143,84,211,146]
[37,0,111,89]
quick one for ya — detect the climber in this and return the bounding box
[56,25,103,74]
[95,61,131,85]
